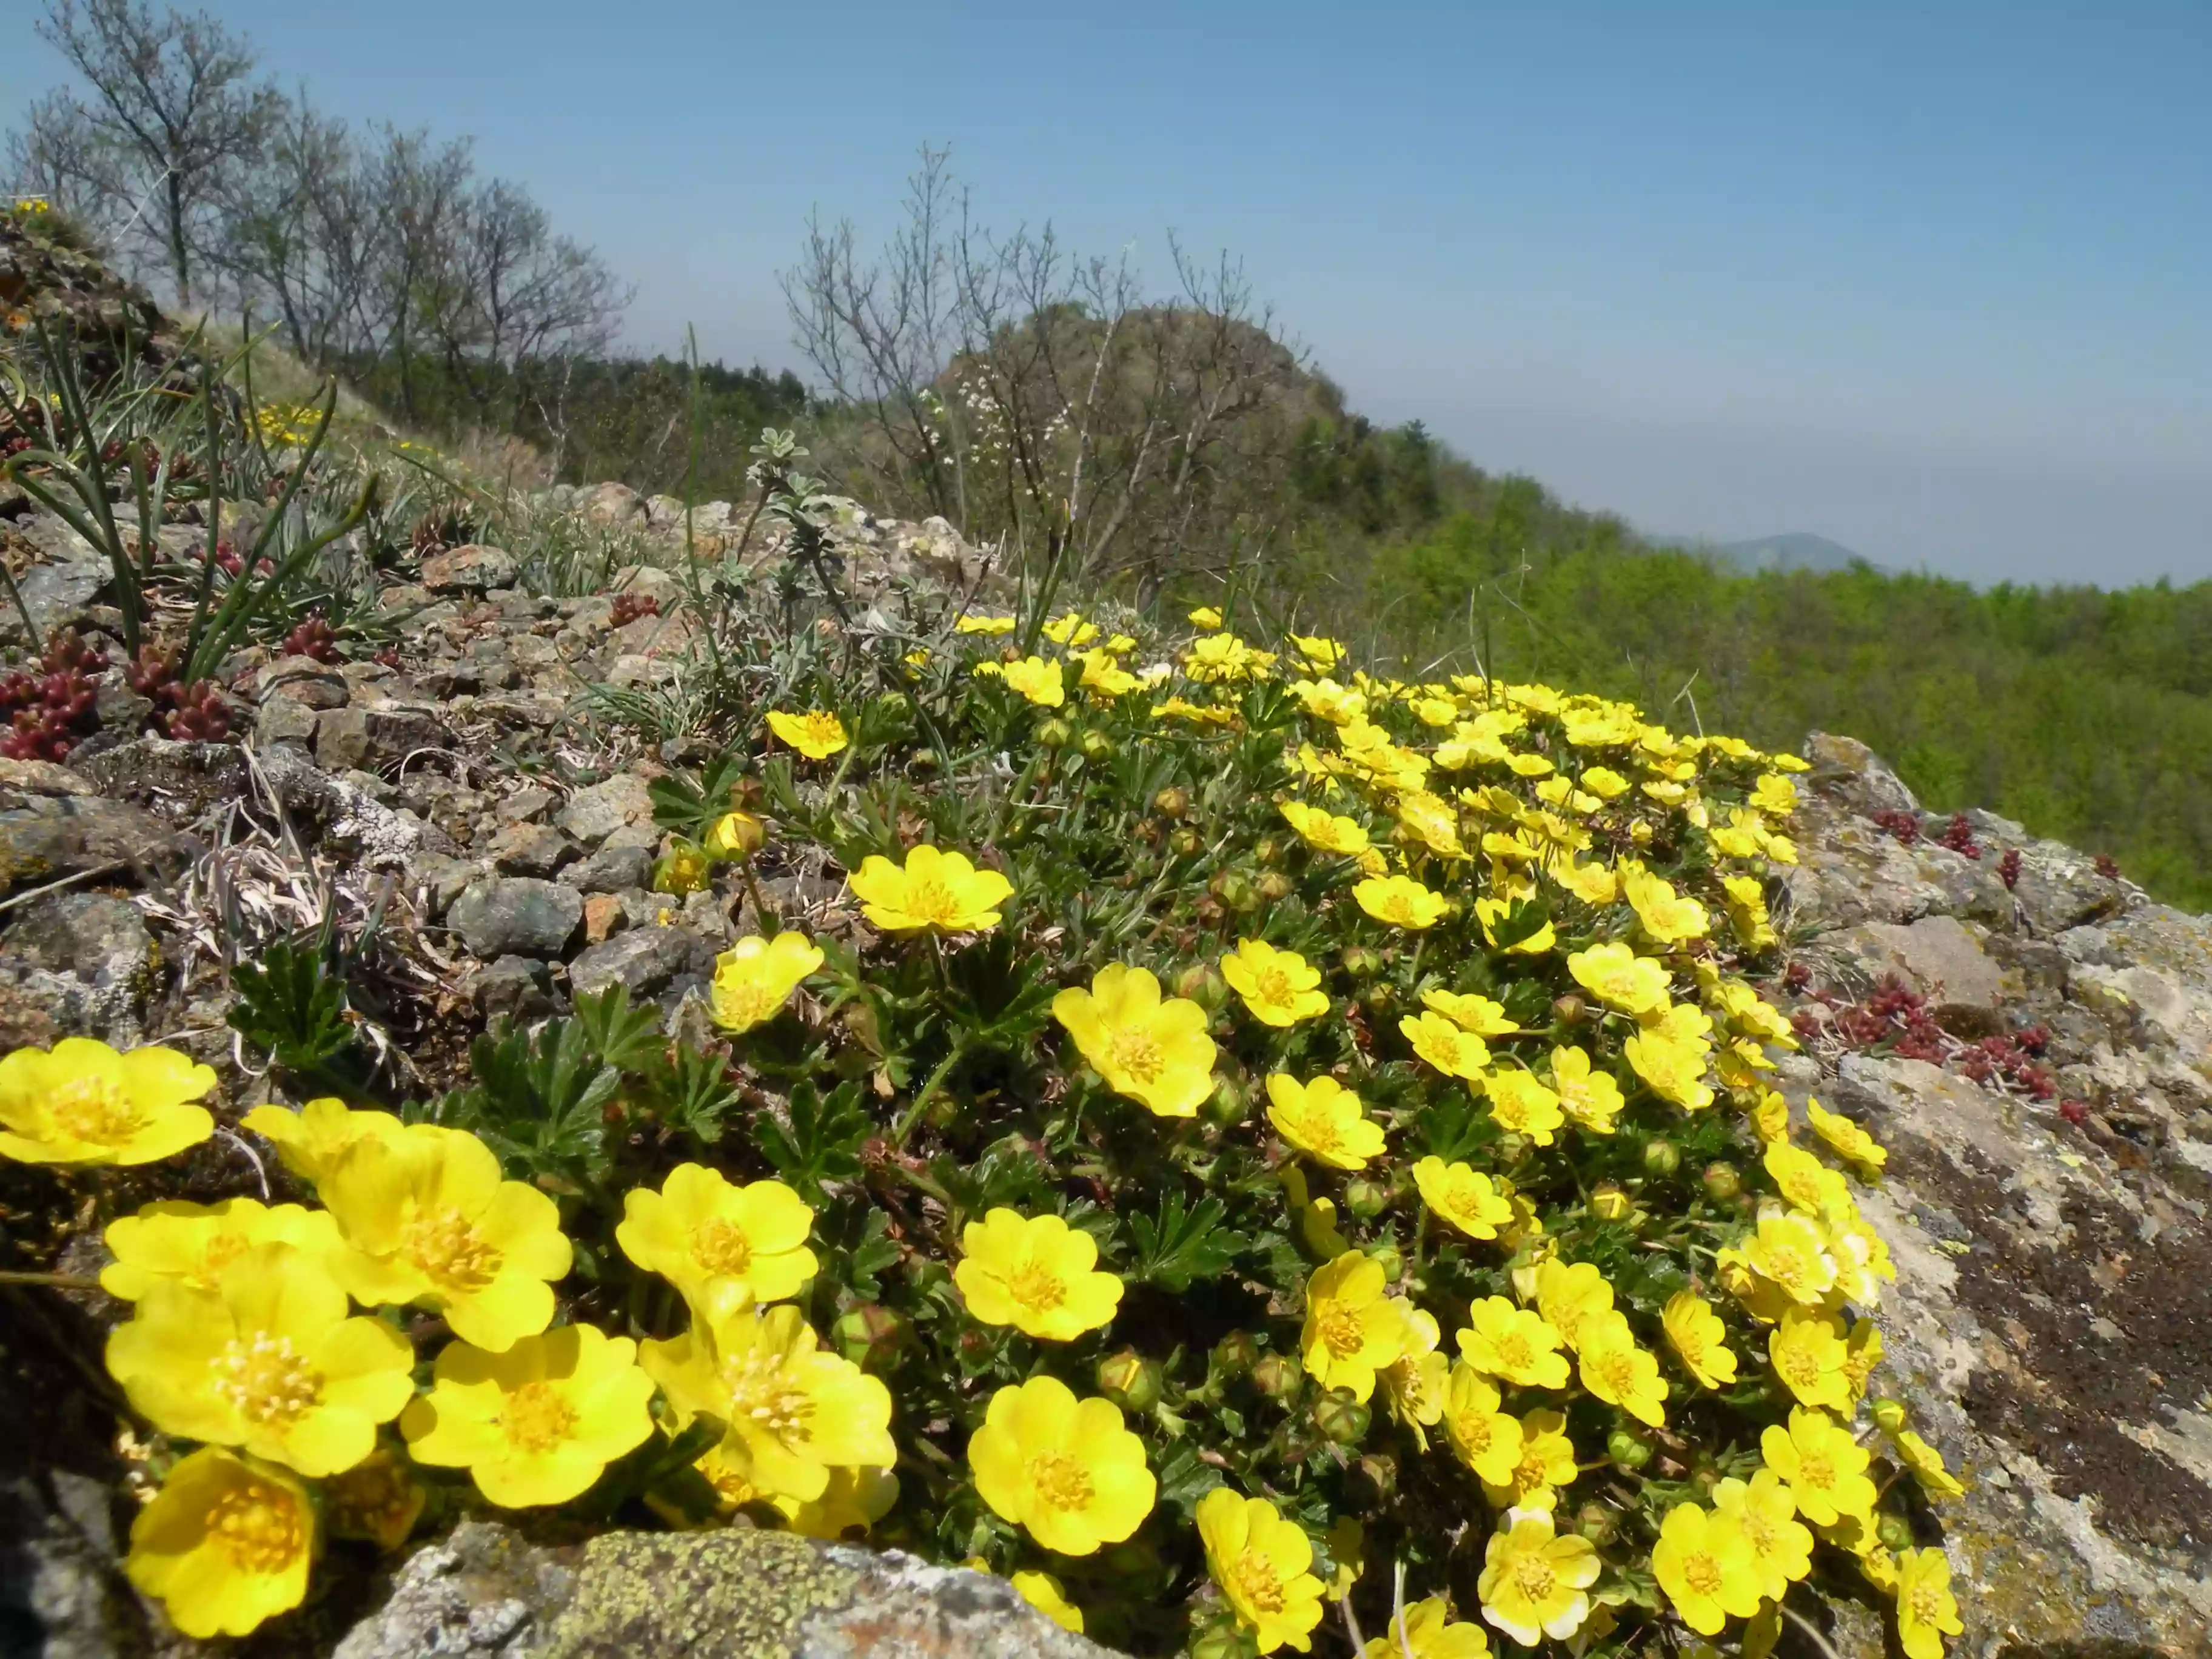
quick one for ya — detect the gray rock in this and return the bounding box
[2010,839,2129,935]
[260,654,350,709]
[254,690,320,746]
[407,853,486,919]
[562,843,653,894]
[315,705,446,773]
[0,794,175,893]
[1845,914,2008,1007]
[6,556,106,643]
[420,543,519,594]
[448,877,582,960]
[471,954,558,1027]
[73,737,247,821]
[90,681,152,734]
[578,481,645,526]
[1802,729,1919,817]
[558,773,656,843]
[608,564,684,608]
[0,891,156,1049]
[332,1520,1108,1659]
[0,759,98,799]
[566,925,695,999]
[490,821,578,878]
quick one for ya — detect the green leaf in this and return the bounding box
[446,1017,617,1181]
[571,984,668,1074]
[755,1080,868,1201]
[644,1041,742,1145]
[1126,1190,1245,1292]
[227,940,351,1072]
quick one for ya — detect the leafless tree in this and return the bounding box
[785,147,1310,594]
[21,0,282,305]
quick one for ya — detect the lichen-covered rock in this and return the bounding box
[332,1521,1111,1659]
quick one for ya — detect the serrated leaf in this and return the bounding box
[755,1079,868,1201]
[1127,1190,1245,1292]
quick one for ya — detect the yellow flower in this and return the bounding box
[1474,894,1556,954]
[1484,1068,1566,1146]
[1481,1408,1578,1509]
[1808,1100,1889,1171]
[400,1323,655,1507]
[240,1097,403,1185]
[956,612,1016,635]
[1362,1595,1492,1659]
[1892,1429,1967,1500]
[1395,790,1468,858]
[1443,1361,1524,1484]
[1280,799,1370,856]
[1379,1304,1450,1442]
[1052,964,1218,1118]
[1622,866,1710,943]
[1301,1251,1409,1401]
[1012,1570,1085,1634]
[1832,1216,1898,1309]
[1749,1088,1791,1143]
[1575,1310,1667,1426]
[766,708,850,760]
[100,1198,342,1301]
[106,1241,412,1477]
[1475,1509,1600,1646]
[1895,1547,1965,1659]
[1712,1470,1814,1601]
[1266,1073,1385,1170]
[1553,860,1618,905]
[1765,1141,1853,1218]
[0,1037,215,1165]
[1533,1259,1615,1350]
[1751,773,1798,816]
[617,1163,818,1318]
[704,810,765,859]
[641,1301,896,1503]
[970,1375,1155,1555]
[1290,634,1346,672]
[1222,939,1331,1025]
[1652,1502,1763,1635]
[1624,1027,1714,1111]
[773,1462,900,1538]
[1197,1487,1326,1654]
[321,1124,573,1352]
[709,931,823,1033]
[1399,1011,1491,1081]
[1760,1407,1877,1526]
[1549,1047,1624,1133]
[1565,943,1671,1017]
[1662,1290,1740,1390]
[1413,1156,1512,1240]
[1744,1209,1839,1307]
[124,1447,314,1638]
[1324,1515,1366,1597]
[847,843,1014,933]
[1420,988,1518,1035]
[1769,1308,1853,1410]
[1075,648,1142,697]
[1300,1195,1351,1258]
[655,838,712,895]
[323,1447,429,1551]
[1456,1296,1570,1389]
[1188,606,1224,631]
[1354,874,1448,930]
[1043,612,1100,646]
[956,1208,1124,1339]
[1001,655,1066,706]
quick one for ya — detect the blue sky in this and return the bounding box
[5,1,2207,585]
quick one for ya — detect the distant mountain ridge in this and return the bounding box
[1654,530,1884,574]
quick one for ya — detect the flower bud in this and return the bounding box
[1607,1428,1653,1470]
[1642,1138,1682,1177]
[1574,1501,1618,1545]
[1153,785,1190,820]
[1096,1349,1163,1413]
[1340,945,1382,979]
[1176,963,1228,1011]
[1361,984,1394,1017]
[957,1327,997,1366]
[1877,1513,1915,1553]
[1355,1453,1396,1498]
[1310,1392,1370,1446]
[1079,729,1117,763]
[653,839,711,896]
[1496,1131,1531,1165]
[1212,871,1259,913]
[1171,827,1205,857]
[1213,1331,1260,1378]
[1590,1182,1632,1222]
[1252,1351,1304,1400]
[833,1304,912,1373]
[1364,1242,1404,1283]
[876,691,912,717]
[1552,994,1589,1027]
[1255,836,1285,867]
[1344,1177,1389,1219]
[1204,1074,1248,1127]
[1036,717,1073,749]
[910,746,940,773]
[1256,871,1293,903]
[1701,1162,1742,1202]
[705,809,765,860]
[1872,1398,1910,1434]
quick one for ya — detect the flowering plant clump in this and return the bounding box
[1,603,1969,1656]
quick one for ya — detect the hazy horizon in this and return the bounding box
[5,0,2206,587]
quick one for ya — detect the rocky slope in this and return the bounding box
[0,471,2208,1655]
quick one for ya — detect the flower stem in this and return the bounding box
[0,1270,102,1290]
[893,1036,974,1150]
